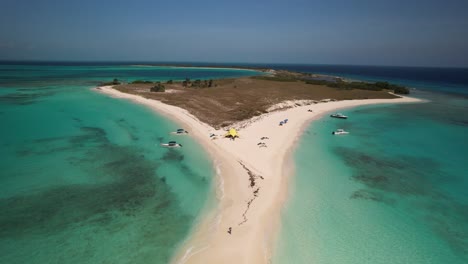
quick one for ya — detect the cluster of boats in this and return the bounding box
[160,128,188,148]
[330,113,349,135]
[160,113,349,148]
[161,113,350,148]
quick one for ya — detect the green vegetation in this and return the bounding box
[192,79,202,87]
[305,79,410,94]
[116,73,399,128]
[101,78,121,86]
[182,77,190,87]
[132,80,153,84]
[150,82,165,92]
[182,78,213,88]
[393,86,410,94]
[166,80,173,84]
[254,71,409,94]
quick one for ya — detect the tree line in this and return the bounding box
[305,79,410,94]
[182,78,213,88]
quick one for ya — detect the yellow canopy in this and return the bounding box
[225,128,238,138]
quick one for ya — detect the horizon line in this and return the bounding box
[0,59,467,69]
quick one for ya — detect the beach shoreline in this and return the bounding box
[94,86,424,263]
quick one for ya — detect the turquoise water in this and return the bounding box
[0,64,261,87]
[0,64,260,263]
[275,91,468,263]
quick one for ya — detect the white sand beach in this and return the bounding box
[95,86,423,264]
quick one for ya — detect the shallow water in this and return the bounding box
[0,64,259,263]
[274,91,468,263]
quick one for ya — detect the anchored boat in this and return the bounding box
[171,128,189,135]
[332,129,349,135]
[330,113,348,119]
[160,141,183,147]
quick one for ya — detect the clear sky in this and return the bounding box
[1,0,467,67]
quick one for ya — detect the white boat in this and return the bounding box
[330,113,348,119]
[332,129,349,135]
[171,128,189,135]
[160,141,183,147]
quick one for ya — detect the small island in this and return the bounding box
[104,69,409,129]
[95,67,421,264]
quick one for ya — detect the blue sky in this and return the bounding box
[1,0,467,67]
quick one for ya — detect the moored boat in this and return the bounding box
[330,113,348,119]
[332,129,349,135]
[160,141,183,147]
[171,128,189,134]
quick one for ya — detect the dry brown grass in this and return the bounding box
[114,77,397,128]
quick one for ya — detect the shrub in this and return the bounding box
[101,78,121,86]
[375,81,390,89]
[305,78,410,94]
[183,78,190,87]
[192,79,202,88]
[150,82,165,92]
[132,80,153,84]
[393,86,410,94]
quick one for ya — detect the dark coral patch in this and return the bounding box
[335,146,468,260]
[1,125,190,245]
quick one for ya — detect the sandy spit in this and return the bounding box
[95,86,423,264]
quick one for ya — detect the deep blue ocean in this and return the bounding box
[267,64,468,95]
[1,62,467,263]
